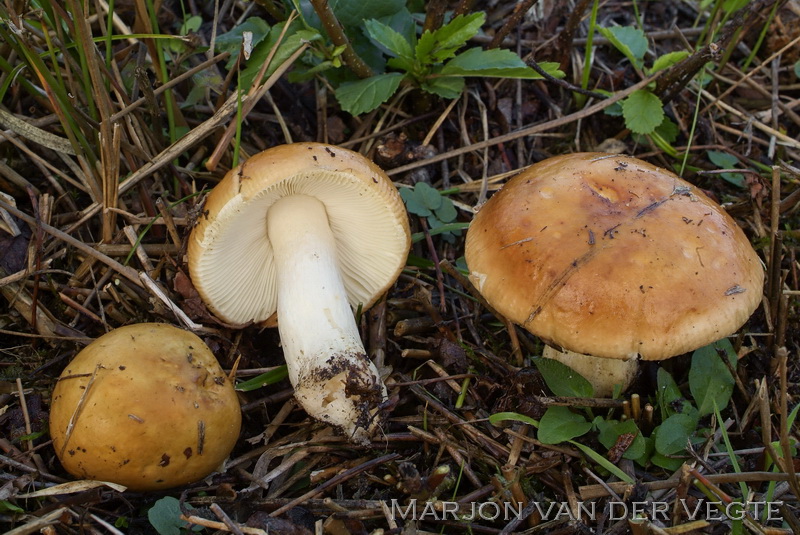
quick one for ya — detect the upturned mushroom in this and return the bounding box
[50,323,241,491]
[188,143,410,443]
[465,153,764,396]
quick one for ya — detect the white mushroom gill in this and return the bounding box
[266,194,387,444]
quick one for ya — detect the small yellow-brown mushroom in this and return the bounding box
[49,323,241,491]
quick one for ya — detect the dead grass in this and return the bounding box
[0,0,799,534]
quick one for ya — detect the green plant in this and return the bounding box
[335,12,563,114]
[598,24,689,139]
[400,183,469,243]
[490,338,741,472]
[148,497,202,535]
[707,150,746,188]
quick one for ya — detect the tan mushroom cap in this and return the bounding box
[465,153,764,361]
[49,323,241,491]
[188,143,411,325]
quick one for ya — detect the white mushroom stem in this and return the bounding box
[542,346,638,398]
[266,194,387,444]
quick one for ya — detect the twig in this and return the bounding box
[0,198,143,288]
[269,453,400,517]
[386,71,665,176]
[310,0,373,79]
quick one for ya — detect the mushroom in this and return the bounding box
[465,153,764,396]
[187,143,410,443]
[49,323,241,491]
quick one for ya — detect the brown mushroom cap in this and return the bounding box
[465,153,764,361]
[49,323,241,491]
[187,143,411,326]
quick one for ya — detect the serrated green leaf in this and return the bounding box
[655,117,679,143]
[387,56,416,72]
[533,357,594,398]
[364,19,413,59]
[650,50,689,73]
[334,72,404,115]
[598,25,648,69]
[324,0,406,29]
[689,339,737,417]
[421,75,464,99]
[654,413,697,455]
[416,13,484,64]
[622,89,664,135]
[216,17,271,68]
[440,48,562,79]
[537,406,592,444]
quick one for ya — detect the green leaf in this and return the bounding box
[650,450,684,470]
[327,0,406,29]
[595,419,647,461]
[689,339,737,417]
[533,357,594,398]
[148,497,195,535]
[236,366,288,392]
[570,440,635,483]
[334,72,404,115]
[421,75,464,99]
[240,23,321,88]
[416,13,485,64]
[597,25,648,69]
[656,367,683,419]
[488,411,540,427]
[411,222,470,243]
[650,50,689,73]
[400,187,433,217]
[441,48,551,79]
[434,197,457,223]
[655,117,679,144]
[415,182,443,210]
[215,17,271,68]
[794,60,800,79]
[707,150,745,187]
[707,150,739,169]
[181,15,203,35]
[622,89,664,135]
[364,19,413,59]
[537,406,592,444]
[0,500,24,514]
[654,413,697,456]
